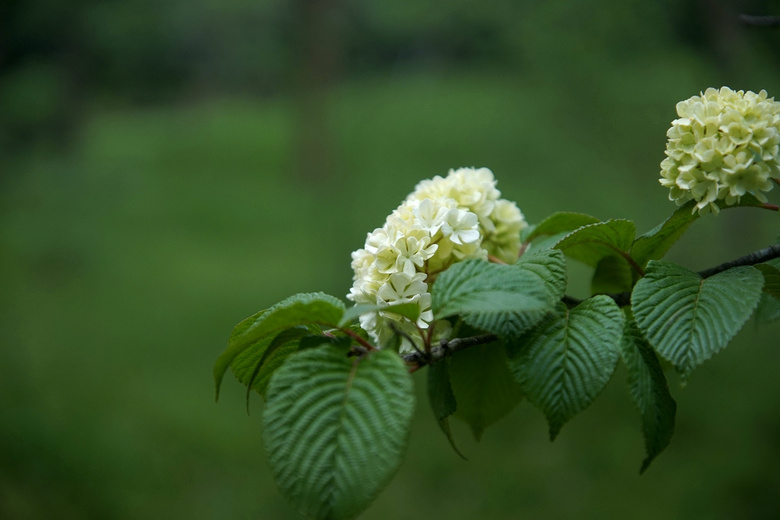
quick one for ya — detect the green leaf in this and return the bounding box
[233,326,312,407]
[214,293,345,400]
[756,293,780,325]
[631,194,770,269]
[263,346,414,520]
[432,250,566,339]
[449,341,524,441]
[427,360,466,459]
[631,262,764,382]
[756,262,780,300]
[755,258,780,325]
[619,315,676,474]
[298,333,350,351]
[591,254,633,294]
[515,248,568,298]
[339,302,421,328]
[630,202,699,269]
[554,219,636,268]
[508,296,623,440]
[524,212,601,242]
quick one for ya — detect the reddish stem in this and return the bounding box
[342,328,376,351]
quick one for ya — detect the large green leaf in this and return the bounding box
[631,262,764,381]
[214,292,345,399]
[432,250,565,339]
[523,212,601,242]
[427,359,466,459]
[619,315,676,474]
[508,296,623,440]
[263,346,414,520]
[449,341,524,441]
[554,219,636,268]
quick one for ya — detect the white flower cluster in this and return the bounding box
[660,87,780,215]
[348,167,527,351]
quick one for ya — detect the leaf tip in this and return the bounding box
[214,379,222,403]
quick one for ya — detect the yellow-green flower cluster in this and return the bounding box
[348,167,526,351]
[660,87,780,214]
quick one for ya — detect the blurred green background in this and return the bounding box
[2,0,780,518]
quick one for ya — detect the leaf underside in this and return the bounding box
[427,359,467,459]
[619,315,676,473]
[449,341,524,441]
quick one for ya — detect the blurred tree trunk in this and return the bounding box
[292,0,344,185]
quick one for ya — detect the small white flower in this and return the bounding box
[377,272,428,305]
[441,208,480,245]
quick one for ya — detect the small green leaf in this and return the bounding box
[753,259,780,325]
[339,302,421,328]
[755,262,780,300]
[263,346,414,520]
[631,262,764,382]
[237,326,312,408]
[631,202,699,269]
[554,219,636,268]
[432,251,566,339]
[214,293,345,399]
[756,293,780,325]
[449,341,524,441]
[427,360,466,459]
[631,194,770,269]
[619,315,676,474]
[591,255,634,294]
[524,212,601,242]
[508,296,623,440]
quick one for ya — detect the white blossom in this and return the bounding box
[661,87,780,214]
[347,167,527,352]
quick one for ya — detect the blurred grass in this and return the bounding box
[2,68,780,519]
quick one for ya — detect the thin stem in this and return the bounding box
[740,14,780,26]
[342,328,376,351]
[402,333,498,368]
[620,250,646,278]
[563,243,780,308]
[389,322,426,360]
[399,242,780,369]
[697,243,780,278]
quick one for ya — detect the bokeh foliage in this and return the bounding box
[2,0,780,518]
